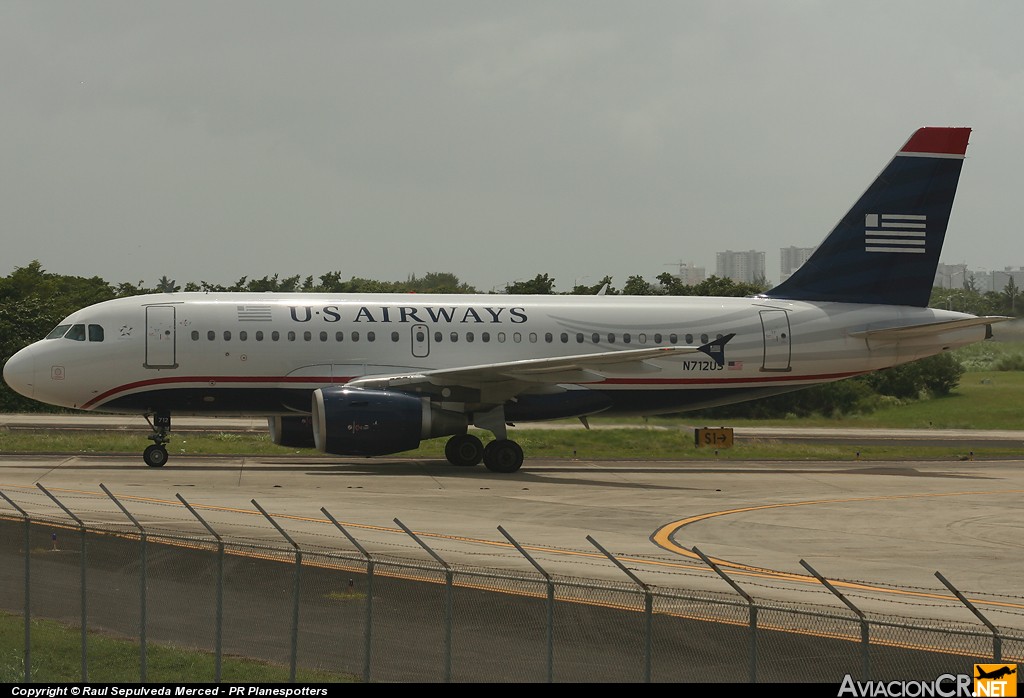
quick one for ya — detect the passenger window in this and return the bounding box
[450,332,459,342]
[207,330,216,341]
[607,333,616,344]
[529,333,537,343]
[513,332,522,343]
[320,331,328,342]
[351,331,360,342]
[88,325,104,342]
[592,333,600,344]
[239,331,248,341]
[367,331,375,342]
[46,325,71,340]
[303,331,312,341]
[336,331,344,342]
[685,334,693,344]
[287,331,296,341]
[654,333,663,344]
[66,324,86,341]
[466,332,474,342]
[576,333,584,343]
[544,332,553,343]
[561,333,568,343]
[391,331,400,342]
[256,331,264,341]
[191,330,199,341]
[482,332,490,342]
[434,331,442,342]
[415,330,425,342]
[272,331,280,341]
[639,333,647,344]
[623,333,631,344]
[224,331,232,341]
[700,333,708,344]
[670,333,678,343]
[497,332,506,343]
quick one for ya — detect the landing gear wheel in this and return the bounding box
[482,439,524,473]
[445,434,484,467]
[143,444,168,468]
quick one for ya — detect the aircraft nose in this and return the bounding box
[2,347,35,399]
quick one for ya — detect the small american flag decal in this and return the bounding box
[865,213,926,254]
[237,305,273,321]
[728,361,743,370]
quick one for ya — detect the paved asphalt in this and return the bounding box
[1,414,1022,635]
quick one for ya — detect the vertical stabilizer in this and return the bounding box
[764,127,970,307]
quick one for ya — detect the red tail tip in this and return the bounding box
[901,127,971,156]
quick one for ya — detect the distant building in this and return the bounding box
[665,261,706,286]
[934,262,969,289]
[716,250,765,284]
[779,246,816,283]
[980,267,1024,293]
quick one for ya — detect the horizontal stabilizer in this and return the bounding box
[848,316,1010,341]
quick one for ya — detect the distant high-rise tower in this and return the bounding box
[780,246,816,283]
[716,250,765,284]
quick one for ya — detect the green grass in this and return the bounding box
[3,357,1024,462]
[0,612,354,683]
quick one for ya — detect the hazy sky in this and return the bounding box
[3,2,1022,292]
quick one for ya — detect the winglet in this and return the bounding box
[697,333,735,367]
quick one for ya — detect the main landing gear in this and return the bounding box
[442,433,525,473]
[443,405,525,473]
[143,412,171,467]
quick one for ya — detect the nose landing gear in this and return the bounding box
[143,412,171,467]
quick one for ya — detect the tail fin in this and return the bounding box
[764,127,970,307]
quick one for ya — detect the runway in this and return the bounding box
[1,439,1022,632]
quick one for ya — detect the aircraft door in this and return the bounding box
[411,324,430,358]
[759,309,791,371]
[145,305,178,369]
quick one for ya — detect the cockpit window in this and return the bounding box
[65,324,87,341]
[45,324,71,339]
[88,324,104,342]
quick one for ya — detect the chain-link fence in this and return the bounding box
[1,485,1021,684]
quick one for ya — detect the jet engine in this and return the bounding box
[312,386,468,456]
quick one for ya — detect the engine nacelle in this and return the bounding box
[312,387,468,456]
[267,415,317,448]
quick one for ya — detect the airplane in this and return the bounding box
[976,666,1016,681]
[2,126,1008,473]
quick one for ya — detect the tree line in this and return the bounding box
[1,260,1010,415]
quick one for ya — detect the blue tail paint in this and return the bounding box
[764,127,970,308]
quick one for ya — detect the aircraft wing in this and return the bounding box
[346,334,735,403]
[848,316,1010,341]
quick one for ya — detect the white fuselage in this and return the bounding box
[3,292,985,418]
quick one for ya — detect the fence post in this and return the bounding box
[176,494,225,682]
[691,546,758,683]
[800,559,870,680]
[394,518,453,683]
[935,571,1002,661]
[586,535,653,683]
[100,484,147,682]
[251,500,301,684]
[36,484,89,682]
[498,525,555,683]
[0,491,31,683]
[321,507,374,684]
